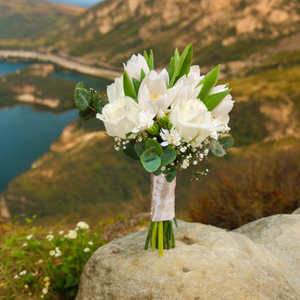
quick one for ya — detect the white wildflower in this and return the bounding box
[84,248,90,253]
[23,243,28,247]
[49,250,55,256]
[88,241,93,245]
[58,231,64,235]
[42,288,48,295]
[160,128,181,147]
[24,284,29,289]
[44,277,50,282]
[26,234,33,240]
[46,235,54,241]
[19,270,27,276]
[14,274,19,279]
[67,230,77,239]
[77,221,90,230]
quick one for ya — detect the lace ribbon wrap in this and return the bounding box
[150,173,176,222]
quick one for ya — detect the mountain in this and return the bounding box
[39,0,300,68]
[0,0,84,41]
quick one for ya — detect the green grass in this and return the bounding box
[0,216,106,300]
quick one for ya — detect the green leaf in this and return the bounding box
[144,50,149,65]
[134,142,146,157]
[65,97,76,109]
[174,48,180,64]
[175,43,193,81]
[74,82,92,111]
[123,143,140,160]
[210,140,226,157]
[220,136,234,150]
[169,44,193,88]
[167,57,175,80]
[160,146,177,166]
[197,65,220,100]
[153,168,162,176]
[165,167,177,182]
[79,108,96,121]
[141,68,146,81]
[93,93,103,113]
[132,78,141,95]
[123,70,137,101]
[202,89,232,111]
[141,147,161,172]
[149,49,154,70]
[145,139,163,156]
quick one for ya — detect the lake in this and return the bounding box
[45,0,102,7]
[0,62,108,193]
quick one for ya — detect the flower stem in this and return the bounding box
[151,222,158,251]
[158,222,163,257]
[144,221,154,250]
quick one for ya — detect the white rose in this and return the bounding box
[168,98,214,147]
[77,221,89,230]
[96,97,139,139]
[210,84,234,125]
[67,230,77,239]
[124,53,150,81]
[131,110,155,133]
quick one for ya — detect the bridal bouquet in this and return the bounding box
[66,44,234,256]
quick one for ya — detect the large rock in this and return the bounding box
[76,214,300,300]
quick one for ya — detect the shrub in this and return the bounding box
[189,147,300,230]
[0,216,106,300]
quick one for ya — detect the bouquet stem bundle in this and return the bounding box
[144,218,178,257]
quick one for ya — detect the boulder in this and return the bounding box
[76,214,300,300]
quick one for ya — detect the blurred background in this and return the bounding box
[0,0,300,229]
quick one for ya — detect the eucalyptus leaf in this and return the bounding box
[134,142,146,157]
[123,70,137,101]
[145,139,163,156]
[74,83,92,111]
[160,146,177,166]
[93,93,103,114]
[65,97,76,109]
[79,108,96,121]
[153,168,162,176]
[165,167,177,182]
[123,143,140,160]
[202,89,232,111]
[141,147,161,172]
[197,65,220,100]
[210,140,226,157]
[220,136,234,150]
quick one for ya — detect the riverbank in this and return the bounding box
[0,50,121,81]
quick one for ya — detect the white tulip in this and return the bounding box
[168,98,214,147]
[107,76,124,103]
[124,53,149,81]
[96,97,139,139]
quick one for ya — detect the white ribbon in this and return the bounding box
[150,173,176,222]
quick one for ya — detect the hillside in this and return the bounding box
[0,0,84,42]
[1,52,300,224]
[39,0,300,68]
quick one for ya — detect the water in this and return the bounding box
[0,62,109,193]
[45,0,102,7]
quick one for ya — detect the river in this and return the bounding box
[0,62,109,193]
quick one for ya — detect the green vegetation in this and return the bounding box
[0,216,106,300]
[189,141,300,229]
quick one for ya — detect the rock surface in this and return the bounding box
[77,212,300,300]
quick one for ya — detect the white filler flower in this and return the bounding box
[160,128,181,147]
[77,221,90,230]
[67,230,77,239]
